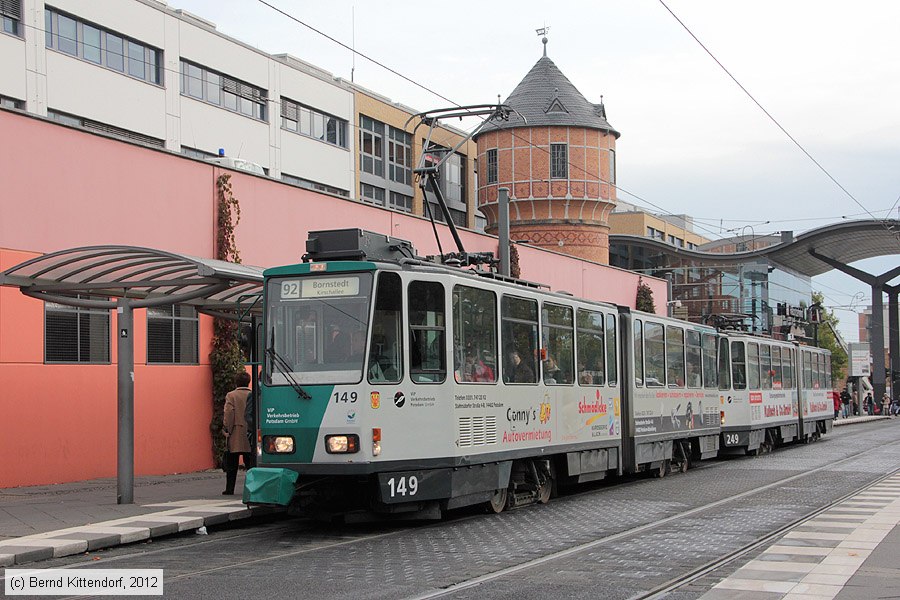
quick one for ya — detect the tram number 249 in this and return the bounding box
[724,433,741,446]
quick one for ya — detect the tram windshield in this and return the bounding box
[265,273,373,385]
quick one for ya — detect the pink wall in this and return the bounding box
[0,110,665,488]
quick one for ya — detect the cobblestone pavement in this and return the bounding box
[18,420,900,600]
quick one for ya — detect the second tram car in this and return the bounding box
[246,230,832,518]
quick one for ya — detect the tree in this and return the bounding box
[808,291,848,384]
[636,277,656,313]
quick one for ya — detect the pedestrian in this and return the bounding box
[840,388,851,419]
[865,392,874,416]
[832,390,841,420]
[222,371,253,496]
[882,392,891,416]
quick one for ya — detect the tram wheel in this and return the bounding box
[488,488,508,514]
[655,460,669,478]
[679,457,690,473]
[537,463,554,504]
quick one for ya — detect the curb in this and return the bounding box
[0,501,282,567]
[833,415,892,427]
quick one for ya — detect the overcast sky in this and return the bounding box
[173,0,900,343]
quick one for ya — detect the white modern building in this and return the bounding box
[1,0,355,196]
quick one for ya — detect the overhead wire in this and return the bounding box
[252,0,745,242]
[657,0,900,247]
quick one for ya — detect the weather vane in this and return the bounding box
[536,25,550,56]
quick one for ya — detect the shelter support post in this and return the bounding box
[807,249,900,404]
[888,285,899,401]
[116,298,134,504]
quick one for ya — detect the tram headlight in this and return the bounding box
[372,428,382,457]
[263,435,295,454]
[325,434,359,454]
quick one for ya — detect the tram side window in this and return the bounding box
[718,337,731,390]
[452,285,497,384]
[408,281,445,383]
[606,314,618,386]
[802,351,812,389]
[747,342,760,390]
[772,346,784,389]
[368,272,402,384]
[783,348,794,389]
[666,325,685,388]
[825,354,832,388]
[702,333,718,389]
[542,303,574,385]
[576,309,605,385]
[645,322,665,387]
[501,296,538,384]
[760,345,772,390]
[633,319,644,386]
[686,330,702,388]
[731,341,746,390]
[813,353,822,389]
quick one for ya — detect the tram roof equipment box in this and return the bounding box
[304,229,418,263]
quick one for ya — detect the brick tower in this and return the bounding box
[474,41,619,264]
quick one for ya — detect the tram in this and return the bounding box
[717,333,833,455]
[245,229,832,518]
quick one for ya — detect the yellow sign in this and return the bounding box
[370,391,380,409]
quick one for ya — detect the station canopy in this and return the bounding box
[610,219,900,276]
[0,245,264,317]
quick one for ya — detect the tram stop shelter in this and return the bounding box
[0,246,263,504]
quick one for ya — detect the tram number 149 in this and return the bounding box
[387,475,418,498]
[377,470,450,504]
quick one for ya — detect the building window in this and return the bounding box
[550,143,568,179]
[445,152,464,203]
[45,296,110,363]
[0,94,24,109]
[609,149,616,185]
[147,305,198,364]
[2,0,21,36]
[281,173,350,198]
[424,144,467,207]
[47,109,165,147]
[428,203,466,228]
[388,127,412,185]
[45,8,162,85]
[647,227,655,238]
[389,191,413,213]
[486,148,498,184]
[359,115,384,176]
[360,182,385,206]
[281,97,348,148]
[180,59,267,121]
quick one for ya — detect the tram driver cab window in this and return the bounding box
[408,280,446,383]
[368,272,403,384]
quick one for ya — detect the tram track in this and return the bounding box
[16,427,897,600]
[402,436,900,600]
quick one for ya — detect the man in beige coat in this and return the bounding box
[223,371,252,495]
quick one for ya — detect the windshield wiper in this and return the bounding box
[266,347,312,400]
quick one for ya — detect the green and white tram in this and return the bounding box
[244,230,829,518]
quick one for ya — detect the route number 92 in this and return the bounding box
[387,475,418,498]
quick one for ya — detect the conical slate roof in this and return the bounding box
[477,55,620,138]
